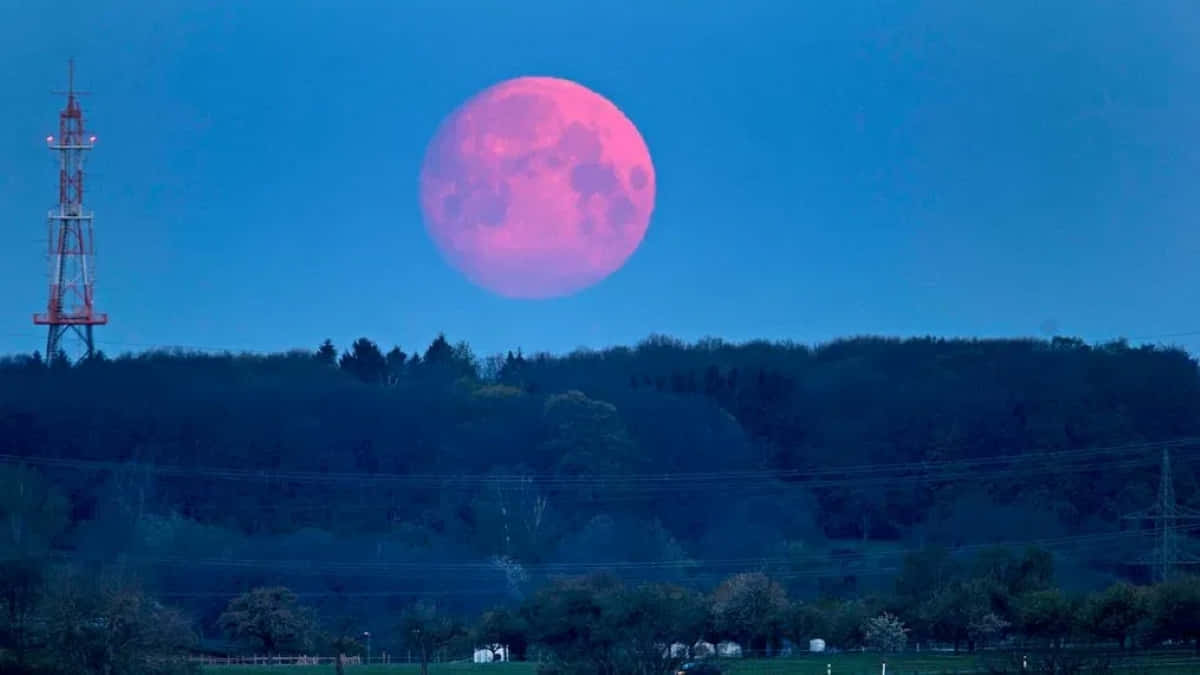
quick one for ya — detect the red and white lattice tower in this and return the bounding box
[34,59,107,361]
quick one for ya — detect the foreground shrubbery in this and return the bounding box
[6,554,1200,674]
[0,561,198,675]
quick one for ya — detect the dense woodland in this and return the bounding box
[2,334,1200,671]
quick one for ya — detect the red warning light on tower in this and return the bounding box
[33,59,108,362]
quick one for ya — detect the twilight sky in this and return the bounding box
[1,1,1199,359]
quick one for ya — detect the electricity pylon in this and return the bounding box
[1122,447,1200,582]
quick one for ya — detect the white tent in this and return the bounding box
[717,641,742,658]
[473,644,509,663]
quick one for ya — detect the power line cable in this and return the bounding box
[27,523,1197,575]
[0,437,1187,490]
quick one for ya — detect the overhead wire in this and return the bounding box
[25,525,1187,601]
[0,437,1187,491]
[27,523,1197,575]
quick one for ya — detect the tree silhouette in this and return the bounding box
[315,339,338,366]
[399,602,464,675]
[218,587,315,656]
[385,346,408,384]
[338,337,386,383]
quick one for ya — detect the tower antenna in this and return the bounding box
[34,59,107,362]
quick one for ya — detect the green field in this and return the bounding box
[201,649,1200,674]
[199,665,532,675]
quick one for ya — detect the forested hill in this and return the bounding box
[1,334,1199,626]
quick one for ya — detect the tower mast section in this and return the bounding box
[33,59,107,361]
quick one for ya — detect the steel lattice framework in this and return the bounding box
[34,59,107,361]
[1123,447,1200,582]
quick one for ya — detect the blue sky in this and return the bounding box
[1,1,1199,359]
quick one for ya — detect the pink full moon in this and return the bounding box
[419,76,656,298]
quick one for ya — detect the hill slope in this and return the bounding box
[1,334,1197,628]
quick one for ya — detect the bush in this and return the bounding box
[863,612,909,653]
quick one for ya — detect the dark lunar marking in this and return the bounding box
[502,153,536,177]
[423,125,469,179]
[474,182,511,227]
[424,149,463,181]
[606,195,636,227]
[556,122,603,162]
[570,163,618,197]
[442,194,463,221]
[545,153,565,169]
[629,165,648,191]
[482,93,555,141]
[579,216,596,236]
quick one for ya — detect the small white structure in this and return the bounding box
[809,638,826,653]
[717,641,742,658]
[692,641,715,658]
[473,644,509,663]
[669,642,689,658]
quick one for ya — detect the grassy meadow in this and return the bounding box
[200,648,1200,674]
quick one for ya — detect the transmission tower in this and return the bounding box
[33,59,107,362]
[1122,447,1200,582]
